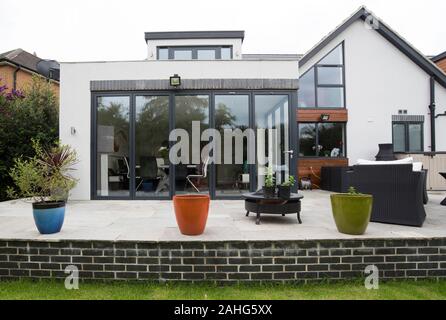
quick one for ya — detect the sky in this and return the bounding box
[0,0,444,62]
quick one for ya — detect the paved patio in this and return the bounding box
[0,190,445,242]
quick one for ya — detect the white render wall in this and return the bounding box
[60,59,298,200]
[146,38,243,60]
[435,82,446,152]
[300,20,446,164]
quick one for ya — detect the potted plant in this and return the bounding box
[330,187,373,235]
[262,166,276,198]
[173,194,210,236]
[7,140,78,234]
[278,175,295,199]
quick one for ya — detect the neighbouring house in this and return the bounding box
[60,6,446,201]
[0,48,60,95]
[432,51,446,73]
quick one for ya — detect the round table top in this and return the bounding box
[440,172,446,178]
[242,192,304,200]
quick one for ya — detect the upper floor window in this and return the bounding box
[157,46,233,60]
[298,43,345,108]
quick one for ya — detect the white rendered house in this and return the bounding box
[60,6,446,200]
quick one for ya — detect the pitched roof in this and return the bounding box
[0,48,42,73]
[299,6,446,88]
[432,51,446,63]
[0,48,60,81]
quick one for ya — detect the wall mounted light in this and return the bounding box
[169,74,181,87]
[70,126,76,135]
[320,114,330,121]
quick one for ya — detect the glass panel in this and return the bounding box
[255,95,289,189]
[318,123,345,157]
[317,87,344,108]
[298,123,317,156]
[392,123,406,152]
[319,45,343,65]
[221,47,231,59]
[298,69,316,108]
[174,95,210,194]
[135,96,170,198]
[96,96,130,197]
[408,123,422,152]
[215,95,250,196]
[197,49,216,60]
[317,67,343,85]
[158,48,168,60]
[173,49,192,60]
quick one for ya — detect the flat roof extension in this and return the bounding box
[145,31,245,42]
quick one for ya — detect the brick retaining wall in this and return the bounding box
[1,238,445,282]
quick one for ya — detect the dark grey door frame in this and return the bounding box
[91,89,298,200]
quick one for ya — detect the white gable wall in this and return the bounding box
[435,82,446,151]
[299,20,446,163]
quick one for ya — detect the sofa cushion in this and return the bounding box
[356,158,422,171]
[412,162,423,172]
[356,157,413,165]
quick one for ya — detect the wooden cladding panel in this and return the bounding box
[436,59,446,74]
[297,109,348,122]
[298,158,349,189]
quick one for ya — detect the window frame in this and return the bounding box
[298,122,347,158]
[392,121,424,153]
[157,45,233,60]
[298,42,346,109]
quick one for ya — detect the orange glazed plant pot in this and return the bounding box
[173,194,210,236]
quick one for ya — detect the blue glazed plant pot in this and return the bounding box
[32,201,66,234]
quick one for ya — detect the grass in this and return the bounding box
[0,279,446,300]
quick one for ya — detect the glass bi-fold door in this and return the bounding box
[93,92,295,199]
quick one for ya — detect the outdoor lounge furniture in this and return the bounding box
[345,164,426,227]
[440,172,446,206]
[243,192,304,225]
[321,166,351,192]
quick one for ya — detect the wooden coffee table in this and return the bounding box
[243,192,304,225]
[440,173,446,206]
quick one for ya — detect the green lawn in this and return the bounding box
[0,279,446,300]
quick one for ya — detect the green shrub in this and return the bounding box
[264,166,275,187]
[7,140,78,203]
[0,76,58,201]
[281,175,296,187]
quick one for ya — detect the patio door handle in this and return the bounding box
[284,150,294,158]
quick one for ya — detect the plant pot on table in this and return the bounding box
[262,186,276,198]
[278,186,291,199]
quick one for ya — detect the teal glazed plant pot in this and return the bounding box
[330,194,373,235]
[32,201,66,234]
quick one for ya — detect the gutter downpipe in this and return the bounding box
[429,77,436,152]
[13,66,20,90]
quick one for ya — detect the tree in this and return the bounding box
[0,76,59,201]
